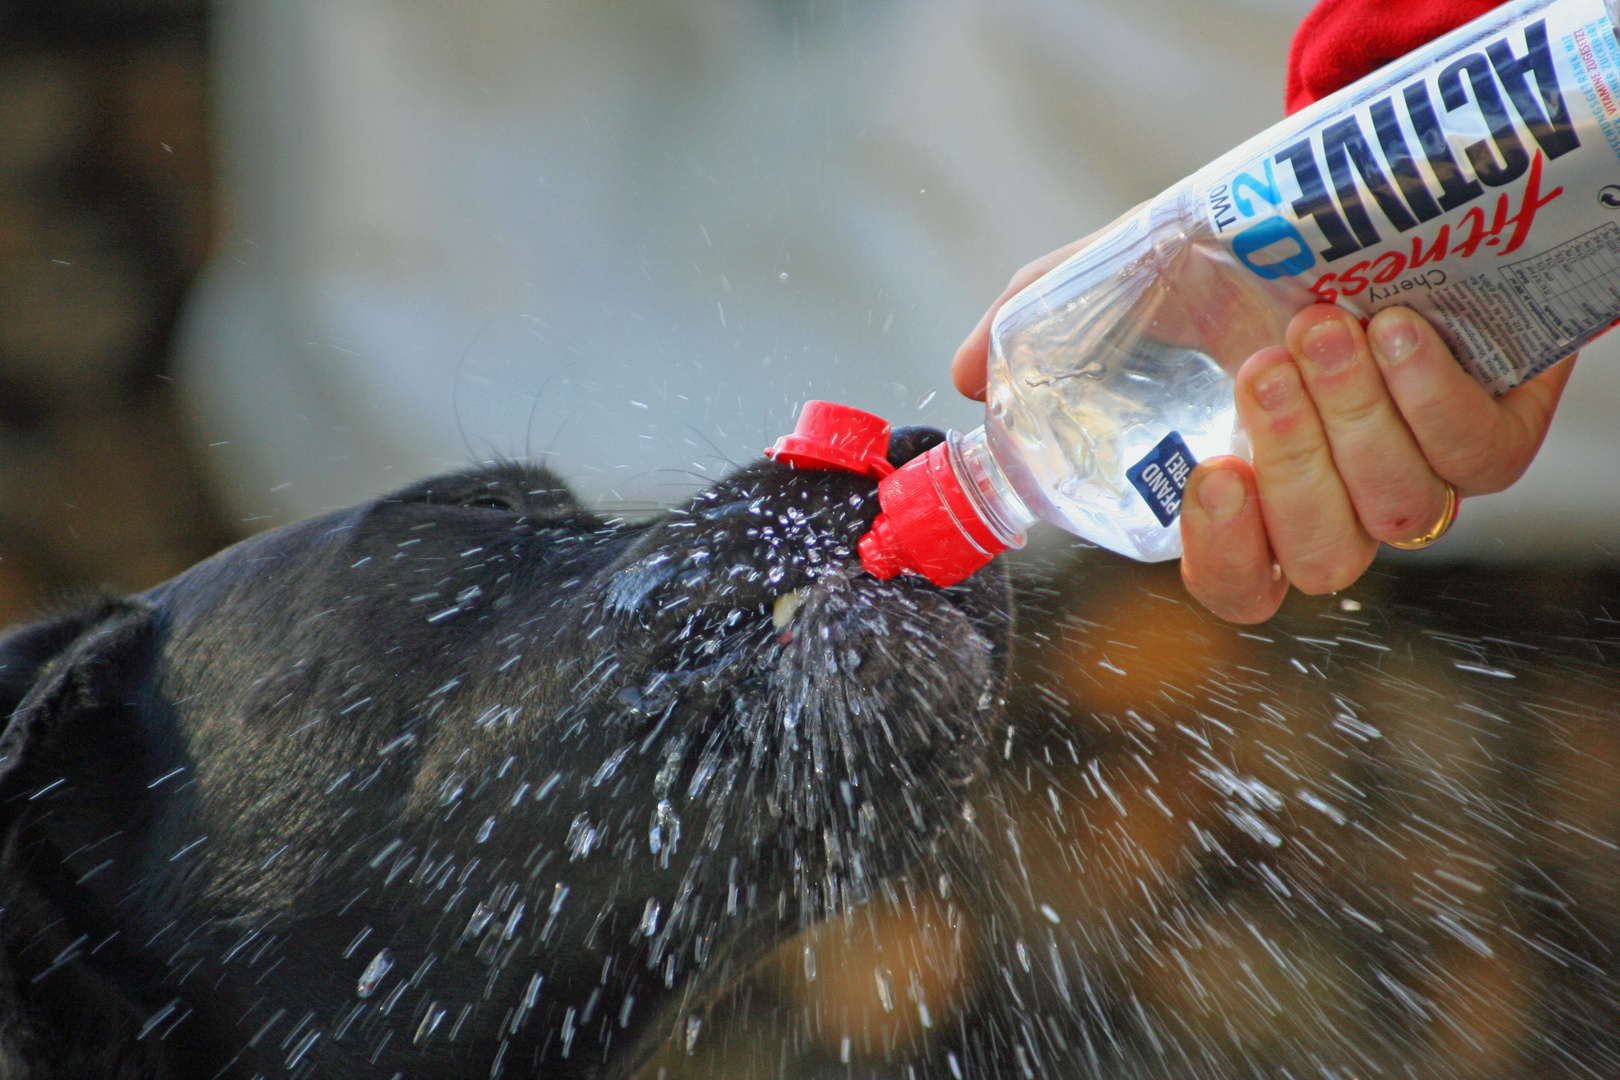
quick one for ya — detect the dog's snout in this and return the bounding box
[886,425,946,470]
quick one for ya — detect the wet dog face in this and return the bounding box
[0,448,1010,1079]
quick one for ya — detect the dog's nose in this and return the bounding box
[885,426,946,470]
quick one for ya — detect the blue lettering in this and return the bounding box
[1233,217,1317,279]
[1231,159,1283,217]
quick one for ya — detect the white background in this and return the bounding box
[176,0,1619,564]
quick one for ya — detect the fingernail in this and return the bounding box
[1301,317,1355,373]
[1253,363,1302,413]
[1371,311,1421,367]
[1195,467,1247,522]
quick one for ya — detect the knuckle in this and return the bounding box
[1360,494,1438,543]
[1291,569,1351,597]
[1180,557,1235,604]
[1263,439,1332,484]
[1394,361,1474,425]
[1402,402,1526,492]
[1182,569,1278,625]
[1320,392,1387,436]
[1433,435,1514,492]
[1286,543,1373,596]
[1288,569,1335,597]
[1211,597,1277,625]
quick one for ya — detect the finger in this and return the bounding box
[1236,347,1378,594]
[1286,305,1452,546]
[1366,306,1575,495]
[952,234,1094,400]
[1179,458,1288,623]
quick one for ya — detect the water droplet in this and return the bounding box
[566,814,600,860]
[511,973,544,1034]
[1340,597,1362,611]
[802,944,817,982]
[356,949,394,998]
[561,1006,578,1057]
[465,902,497,939]
[414,1002,446,1045]
[917,390,937,410]
[475,926,503,963]
[475,816,496,843]
[649,801,681,866]
[874,967,895,1012]
[640,899,661,937]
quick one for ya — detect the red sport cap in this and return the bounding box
[765,400,1011,587]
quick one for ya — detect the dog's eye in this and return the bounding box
[462,493,521,512]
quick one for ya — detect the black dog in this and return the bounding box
[0,432,1009,1079]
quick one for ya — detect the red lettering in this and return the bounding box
[1494,151,1561,255]
[1369,251,1407,283]
[1310,272,1339,304]
[1487,193,1512,240]
[1453,205,1490,258]
[1336,260,1371,296]
[1409,226,1450,266]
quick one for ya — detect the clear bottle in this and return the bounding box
[857,0,1620,583]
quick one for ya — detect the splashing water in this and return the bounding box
[39,455,1618,1080]
[356,950,394,999]
[648,556,1620,1080]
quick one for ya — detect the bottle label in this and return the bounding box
[1126,432,1197,528]
[1204,0,1620,393]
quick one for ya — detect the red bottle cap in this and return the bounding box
[764,400,1013,587]
[857,440,1013,588]
[765,400,895,478]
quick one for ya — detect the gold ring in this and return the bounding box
[1390,482,1459,550]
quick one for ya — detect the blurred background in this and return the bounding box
[7,0,1620,1077]
[0,0,227,618]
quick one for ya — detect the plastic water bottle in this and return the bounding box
[833,0,1620,585]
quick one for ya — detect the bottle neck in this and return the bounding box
[951,427,1035,546]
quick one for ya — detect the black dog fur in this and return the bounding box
[0,436,1010,1079]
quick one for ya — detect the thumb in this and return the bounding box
[953,234,1097,401]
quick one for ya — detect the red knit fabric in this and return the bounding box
[1285,0,1504,114]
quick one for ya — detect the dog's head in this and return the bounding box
[0,435,1009,1079]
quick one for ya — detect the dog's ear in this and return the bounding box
[0,599,159,807]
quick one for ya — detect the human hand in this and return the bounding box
[953,235,1094,401]
[953,259,1572,625]
[1177,304,1570,622]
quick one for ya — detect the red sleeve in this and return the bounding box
[1285,0,1505,114]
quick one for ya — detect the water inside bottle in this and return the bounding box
[985,214,1284,562]
[990,325,1237,562]
[979,159,1325,563]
